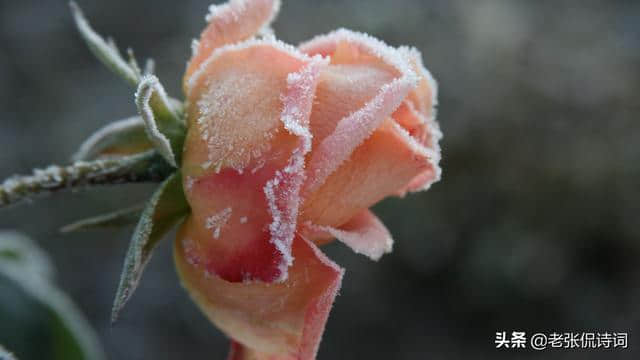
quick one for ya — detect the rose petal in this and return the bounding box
[185,39,316,171]
[393,101,442,194]
[397,47,442,193]
[298,29,418,196]
[393,101,428,144]
[397,46,438,119]
[185,0,281,81]
[304,209,393,261]
[302,118,435,228]
[175,234,344,360]
[182,41,325,282]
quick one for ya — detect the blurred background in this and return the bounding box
[1,0,639,358]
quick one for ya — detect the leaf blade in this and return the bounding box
[69,1,139,86]
[0,232,106,360]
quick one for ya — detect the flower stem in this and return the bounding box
[0,151,174,208]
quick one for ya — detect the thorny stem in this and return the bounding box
[0,151,174,208]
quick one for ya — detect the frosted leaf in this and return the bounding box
[205,207,233,239]
[69,2,139,86]
[111,173,189,323]
[305,210,393,261]
[135,75,183,167]
[0,345,17,360]
[0,231,106,360]
[60,205,143,233]
[72,116,150,161]
[300,29,419,194]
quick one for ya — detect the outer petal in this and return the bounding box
[397,47,442,192]
[398,46,438,119]
[297,32,441,231]
[304,209,393,261]
[302,118,435,228]
[182,40,326,282]
[185,0,281,81]
[175,233,344,360]
[299,29,419,195]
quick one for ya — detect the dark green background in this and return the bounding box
[1,0,639,359]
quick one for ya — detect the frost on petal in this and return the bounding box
[175,234,344,360]
[184,39,316,173]
[305,210,393,261]
[298,29,419,195]
[264,57,328,280]
[185,0,281,81]
[393,101,442,194]
[181,42,324,282]
[397,46,438,118]
[396,47,442,193]
[302,119,435,228]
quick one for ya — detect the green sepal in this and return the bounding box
[69,1,140,87]
[135,76,187,167]
[72,116,152,161]
[111,171,189,323]
[60,205,144,233]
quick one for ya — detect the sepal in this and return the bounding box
[72,116,152,161]
[111,172,189,322]
[60,205,143,233]
[135,76,186,167]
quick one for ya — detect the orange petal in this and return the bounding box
[182,41,326,282]
[298,29,418,196]
[392,100,442,193]
[185,0,281,82]
[175,233,344,360]
[302,118,435,228]
[396,47,442,193]
[184,39,318,171]
[398,46,438,119]
[304,209,393,261]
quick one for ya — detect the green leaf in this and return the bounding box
[72,116,152,161]
[111,171,189,322]
[69,1,140,86]
[0,232,105,360]
[135,75,186,167]
[0,345,17,360]
[60,205,144,233]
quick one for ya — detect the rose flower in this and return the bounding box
[174,0,441,358]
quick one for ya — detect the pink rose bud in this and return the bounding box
[175,0,441,358]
